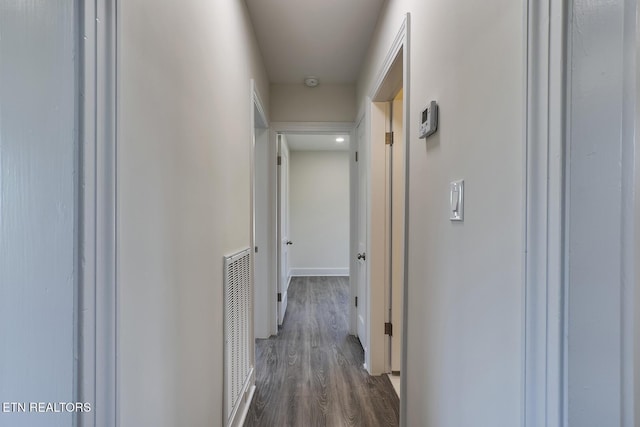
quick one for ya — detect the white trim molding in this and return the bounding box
[78,0,118,426]
[368,17,407,101]
[271,121,354,134]
[246,79,268,423]
[523,0,567,426]
[399,17,410,427]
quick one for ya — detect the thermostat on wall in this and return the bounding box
[419,100,438,139]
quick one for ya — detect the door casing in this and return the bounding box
[250,80,270,342]
[78,0,118,425]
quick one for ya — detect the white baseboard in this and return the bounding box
[289,268,349,277]
[234,384,255,427]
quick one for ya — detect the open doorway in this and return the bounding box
[252,122,354,343]
[276,132,352,326]
[357,35,407,407]
[246,125,403,427]
[368,86,405,380]
[284,132,351,279]
[380,87,405,395]
[269,122,355,332]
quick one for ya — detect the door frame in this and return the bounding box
[269,122,355,335]
[354,12,409,385]
[524,0,639,425]
[249,79,269,344]
[276,134,290,326]
[368,95,404,376]
[523,0,567,425]
[78,0,118,425]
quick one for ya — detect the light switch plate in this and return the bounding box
[450,180,464,221]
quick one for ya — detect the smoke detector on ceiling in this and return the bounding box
[304,76,319,88]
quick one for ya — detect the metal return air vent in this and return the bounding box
[223,248,253,426]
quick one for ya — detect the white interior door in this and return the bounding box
[277,135,291,325]
[356,121,369,356]
[252,106,270,339]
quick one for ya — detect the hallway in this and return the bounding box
[245,277,399,427]
[1,1,637,426]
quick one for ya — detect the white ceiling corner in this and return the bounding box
[245,0,385,84]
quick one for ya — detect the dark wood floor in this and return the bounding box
[245,276,399,427]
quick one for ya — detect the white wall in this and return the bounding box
[0,2,76,426]
[271,84,356,122]
[289,151,350,275]
[117,1,269,426]
[357,2,524,426]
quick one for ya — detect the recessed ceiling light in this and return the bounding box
[304,76,319,88]
[336,137,345,143]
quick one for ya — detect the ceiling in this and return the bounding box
[245,0,386,84]
[285,134,350,151]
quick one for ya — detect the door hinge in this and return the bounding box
[255,246,258,253]
[384,322,393,336]
[355,151,359,162]
[277,155,282,165]
[355,296,358,307]
[385,132,394,146]
[277,292,282,302]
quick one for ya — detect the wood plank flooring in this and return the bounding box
[245,276,399,427]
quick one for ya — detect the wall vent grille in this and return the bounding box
[224,247,252,426]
